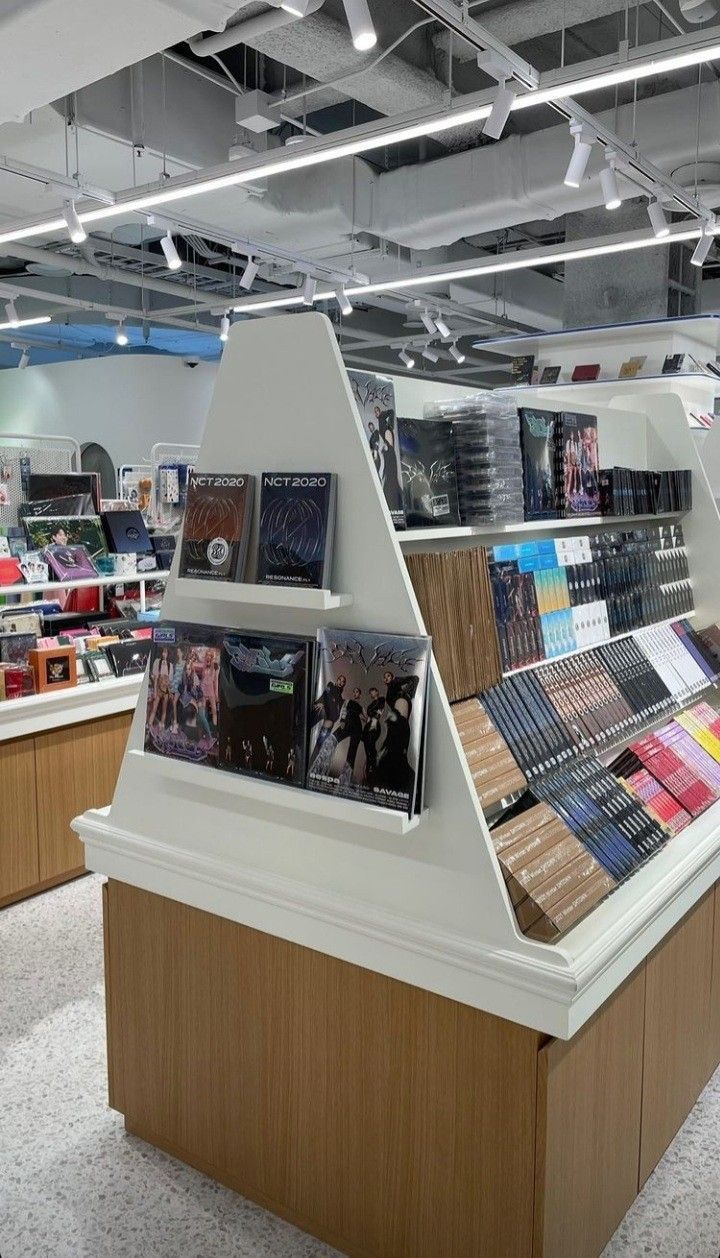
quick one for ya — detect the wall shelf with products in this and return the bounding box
[501,610,696,678]
[399,510,686,547]
[0,673,142,743]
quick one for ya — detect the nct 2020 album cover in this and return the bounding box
[144,623,222,767]
[218,632,314,787]
[256,473,337,588]
[348,369,406,529]
[179,472,255,581]
[308,629,431,815]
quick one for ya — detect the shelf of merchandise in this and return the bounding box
[506,372,720,391]
[175,578,353,611]
[0,570,169,599]
[73,313,720,1043]
[129,748,420,836]
[0,673,142,742]
[398,511,685,546]
[500,610,695,679]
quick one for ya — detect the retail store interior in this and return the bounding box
[6,2,720,1256]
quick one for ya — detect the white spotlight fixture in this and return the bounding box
[420,309,438,335]
[115,320,128,346]
[448,343,466,365]
[421,344,440,363]
[335,285,353,316]
[342,0,377,52]
[160,231,182,270]
[648,196,670,238]
[691,216,716,267]
[600,152,622,210]
[399,347,415,369]
[4,299,18,326]
[302,274,318,305]
[62,199,87,244]
[16,346,30,369]
[482,78,517,141]
[219,312,231,341]
[564,122,595,189]
[434,314,451,339]
[240,256,259,290]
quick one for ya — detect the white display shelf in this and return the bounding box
[471,314,720,356]
[398,511,685,545]
[507,372,720,392]
[501,611,695,678]
[0,570,169,599]
[175,578,353,611]
[72,313,720,1041]
[0,674,142,742]
[129,748,420,836]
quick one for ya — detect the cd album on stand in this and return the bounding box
[256,473,337,588]
[179,473,255,581]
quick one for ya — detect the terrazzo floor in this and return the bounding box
[1,875,719,1258]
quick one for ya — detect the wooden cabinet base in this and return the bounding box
[102,878,720,1258]
[0,711,131,909]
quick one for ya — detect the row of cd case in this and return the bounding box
[143,622,430,817]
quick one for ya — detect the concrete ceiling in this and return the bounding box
[0,0,717,381]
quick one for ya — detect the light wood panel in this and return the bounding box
[708,883,720,1077]
[640,890,715,1186]
[534,967,646,1258]
[0,735,39,902]
[105,879,542,1258]
[35,712,130,883]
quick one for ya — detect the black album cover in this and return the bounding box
[308,629,431,815]
[519,408,558,520]
[256,473,337,588]
[101,509,152,554]
[28,472,98,511]
[105,638,152,677]
[218,632,313,787]
[397,417,460,528]
[179,472,254,581]
[348,369,406,528]
[560,412,600,516]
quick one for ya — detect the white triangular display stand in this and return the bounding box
[75,312,720,1038]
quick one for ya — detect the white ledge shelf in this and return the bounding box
[0,673,142,742]
[398,511,685,545]
[501,610,695,678]
[0,570,169,598]
[129,748,420,835]
[175,578,353,611]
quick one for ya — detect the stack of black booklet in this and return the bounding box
[598,467,692,516]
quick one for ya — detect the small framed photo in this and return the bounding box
[28,644,77,693]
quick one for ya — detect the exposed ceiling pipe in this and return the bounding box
[188,0,325,55]
[0,239,225,314]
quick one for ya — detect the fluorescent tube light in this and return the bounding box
[0,314,51,331]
